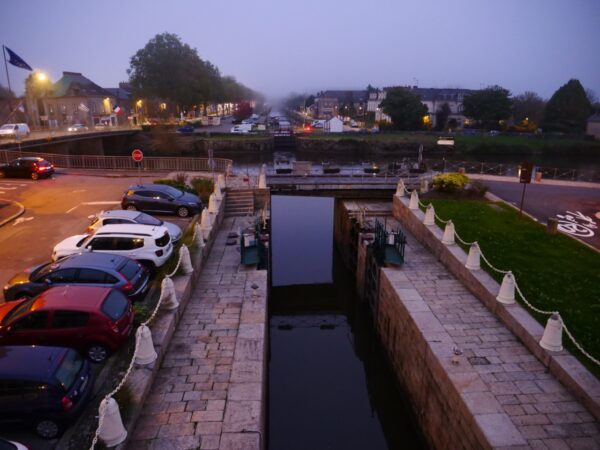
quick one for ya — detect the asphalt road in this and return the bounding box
[484,180,600,250]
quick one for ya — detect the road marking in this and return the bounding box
[66,204,80,213]
[0,186,17,190]
[13,217,34,226]
[72,189,87,193]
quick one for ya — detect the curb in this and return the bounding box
[0,199,25,227]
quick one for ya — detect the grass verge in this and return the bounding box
[424,198,600,378]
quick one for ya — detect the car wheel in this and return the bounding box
[35,418,61,439]
[126,204,137,211]
[31,172,39,180]
[177,206,190,218]
[87,343,109,363]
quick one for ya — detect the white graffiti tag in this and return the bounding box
[556,211,597,238]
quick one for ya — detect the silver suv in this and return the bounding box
[87,210,182,244]
[52,224,173,268]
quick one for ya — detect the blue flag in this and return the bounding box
[4,46,33,71]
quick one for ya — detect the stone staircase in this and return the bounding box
[225,189,255,217]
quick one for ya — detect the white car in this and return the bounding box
[230,124,251,133]
[52,224,173,268]
[67,123,89,132]
[87,210,182,244]
[0,123,30,139]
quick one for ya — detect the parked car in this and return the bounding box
[0,285,134,363]
[0,345,94,438]
[67,124,88,132]
[0,123,30,139]
[52,223,173,268]
[230,124,251,133]
[3,252,149,302]
[121,184,203,218]
[0,157,54,180]
[176,125,194,133]
[87,209,182,244]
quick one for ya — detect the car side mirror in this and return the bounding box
[85,246,93,252]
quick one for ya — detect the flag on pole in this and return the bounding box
[79,103,90,112]
[113,105,122,114]
[4,46,33,71]
[17,102,25,113]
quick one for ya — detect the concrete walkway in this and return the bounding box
[128,217,266,450]
[389,220,600,448]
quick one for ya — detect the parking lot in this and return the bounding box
[0,171,195,449]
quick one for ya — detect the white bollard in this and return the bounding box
[160,277,179,310]
[208,193,218,214]
[496,271,516,304]
[217,173,225,190]
[465,242,481,270]
[395,179,406,197]
[423,204,435,225]
[408,190,419,210]
[420,178,429,194]
[134,325,157,365]
[200,209,212,238]
[442,221,455,245]
[258,172,267,189]
[214,183,223,202]
[180,246,193,274]
[195,223,205,249]
[539,313,563,352]
[98,397,127,447]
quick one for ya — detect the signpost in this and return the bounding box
[518,161,533,215]
[132,149,143,184]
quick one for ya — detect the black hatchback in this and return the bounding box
[121,183,203,218]
[0,346,93,439]
[3,252,149,302]
[0,157,54,180]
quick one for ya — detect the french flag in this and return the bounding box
[113,105,122,114]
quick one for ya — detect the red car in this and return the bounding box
[0,286,134,362]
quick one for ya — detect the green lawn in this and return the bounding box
[425,199,600,376]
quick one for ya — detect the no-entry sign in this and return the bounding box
[131,149,144,162]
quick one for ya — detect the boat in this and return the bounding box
[322,162,341,174]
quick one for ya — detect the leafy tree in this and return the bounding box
[0,84,15,99]
[24,72,53,98]
[233,101,253,122]
[435,102,451,131]
[379,87,428,130]
[305,95,315,108]
[512,91,545,127]
[366,84,377,93]
[543,79,592,132]
[462,85,512,129]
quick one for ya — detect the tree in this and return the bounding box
[512,91,545,128]
[435,102,451,131]
[0,84,15,99]
[128,33,262,111]
[304,95,315,108]
[379,87,428,130]
[462,85,512,129]
[543,79,592,132]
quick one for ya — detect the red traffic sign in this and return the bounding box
[131,149,144,162]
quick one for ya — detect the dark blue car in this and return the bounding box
[121,183,203,218]
[0,346,94,439]
[176,125,195,133]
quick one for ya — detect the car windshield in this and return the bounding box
[157,185,184,198]
[101,290,128,321]
[31,261,59,280]
[135,212,162,226]
[1,297,36,325]
[119,260,142,281]
[54,349,83,391]
[79,235,92,247]
[0,124,16,130]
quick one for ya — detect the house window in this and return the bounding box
[60,104,66,112]
[72,104,78,113]
[90,103,96,113]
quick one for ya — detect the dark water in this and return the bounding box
[268,195,426,450]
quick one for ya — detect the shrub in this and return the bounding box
[431,173,469,193]
[190,177,214,204]
[154,178,194,194]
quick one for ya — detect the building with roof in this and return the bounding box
[367,86,475,129]
[587,113,600,140]
[314,90,368,120]
[28,71,119,128]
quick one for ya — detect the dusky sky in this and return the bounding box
[1,0,599,101]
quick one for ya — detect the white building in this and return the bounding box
[325,116,344,133]
[367,87,475,128]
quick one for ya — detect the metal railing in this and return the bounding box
[0,149,233,173]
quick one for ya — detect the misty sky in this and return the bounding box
[1,0,599,101]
